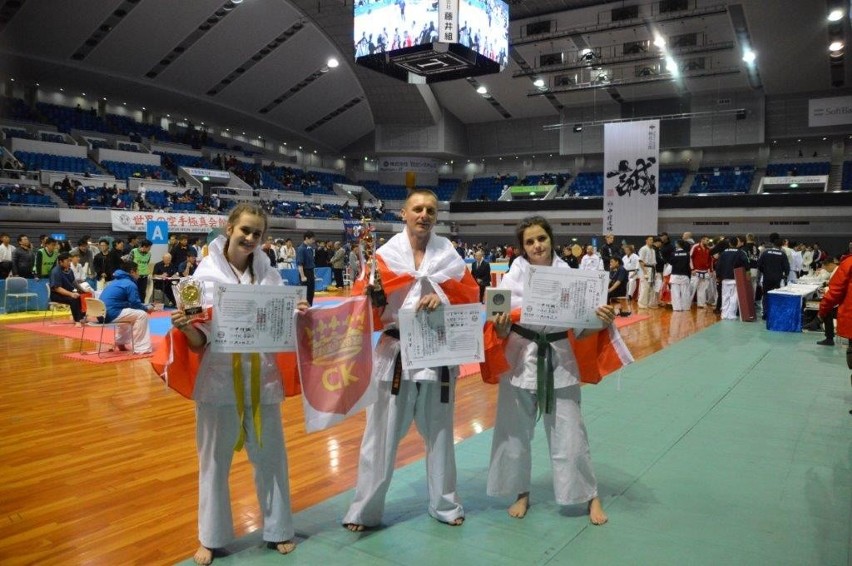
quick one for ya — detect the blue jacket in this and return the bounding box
[99,269,146,322]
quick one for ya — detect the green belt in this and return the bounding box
[510,324,566,420]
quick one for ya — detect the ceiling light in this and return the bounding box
[666,56,678,74]
[653,35,666,48]
[123,102,127,105]
[829,41,844,52]
[580,48,592,56]
[102,96,107,100]
[789,183,798,188]
[476,86,487,94]
[533,78,545,88]
[573,124,583,133]
[828,9,844,21]
[327,57,339,68]
[82,92,86,96]
[142,107,146,110]
[59,87,63,91]
[742,50,756,63]
[231,0,243,4]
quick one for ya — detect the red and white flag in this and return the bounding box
[295,296,376,432]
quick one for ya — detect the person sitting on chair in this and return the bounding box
[98,260,154,354]
[49,252,85,327]
[152,252,179,306]
[607,257,630,316]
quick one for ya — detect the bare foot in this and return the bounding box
[193,545,213,565]
[508,492,530,519]
[270,540,296,554]
[588,497,608,525]
[343,523,365,532]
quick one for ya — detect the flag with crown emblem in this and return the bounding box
[295,296,376,432]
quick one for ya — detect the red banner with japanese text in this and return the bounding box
[295,296,376,432]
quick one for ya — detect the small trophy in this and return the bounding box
[367,252,387,308]
[175,277,204,318]
[359,217,387,308]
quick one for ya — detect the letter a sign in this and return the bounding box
[147,220,169,245]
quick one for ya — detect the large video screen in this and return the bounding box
[353,0,442,57]
[458,0,509,68]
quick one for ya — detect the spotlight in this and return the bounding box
[829,41,844,52]
[476,85,487,94]
[327,57,339,68]
[828,9,844,21]
[533,78,545,88]
[742,50,756,63]
[573,124,583,133]
[653,35,666,48]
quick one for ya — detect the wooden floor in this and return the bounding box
[0,298,720,565]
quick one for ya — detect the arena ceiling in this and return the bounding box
[0,0,847,155]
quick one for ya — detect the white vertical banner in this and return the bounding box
[603,120,660,236]
[440,0,459,43]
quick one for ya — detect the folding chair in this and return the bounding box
[43,282,72,325]
[4,276,38,313]
[80,298,135,357]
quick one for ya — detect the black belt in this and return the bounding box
[510,324,566,418]
[383,329,450,403]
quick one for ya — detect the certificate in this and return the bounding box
[210,283,306,353]
[519,265,607,328]
[398,303,484,371]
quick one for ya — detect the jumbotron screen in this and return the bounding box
[458,0,509,68]
[353,0,508,69]
[353,0,441,56]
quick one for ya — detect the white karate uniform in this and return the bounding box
[669,274,693,311]
[112,307,152,353]
[637,245,658,308]
[720,279,739,320]
[622,253,640,299]
[191,236,293,549]
[486,256,599,505]
[343,228,476,527]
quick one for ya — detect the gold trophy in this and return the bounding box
[359,218,386,308]
[175,277,204,318]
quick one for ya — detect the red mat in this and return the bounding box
[7,321,163,364]
[6,321,111,341]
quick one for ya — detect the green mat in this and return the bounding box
[178,323,851,565]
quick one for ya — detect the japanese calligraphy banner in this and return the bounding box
[441,0,458,43]
[603,120,660,236]
[295,296,376,432]
[110,210,228,234]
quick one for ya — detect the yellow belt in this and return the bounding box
[231,352,262,452]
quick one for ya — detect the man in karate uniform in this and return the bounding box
[343,189,479,530]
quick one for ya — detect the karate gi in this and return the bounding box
[622,252,640,299]
[485,256,632,506]
[190,236,293,549]
[637,244,658,308]
[343,228,479,527]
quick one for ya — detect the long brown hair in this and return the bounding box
[515,215,555,262]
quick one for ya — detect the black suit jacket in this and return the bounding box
[471,260,491,287]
